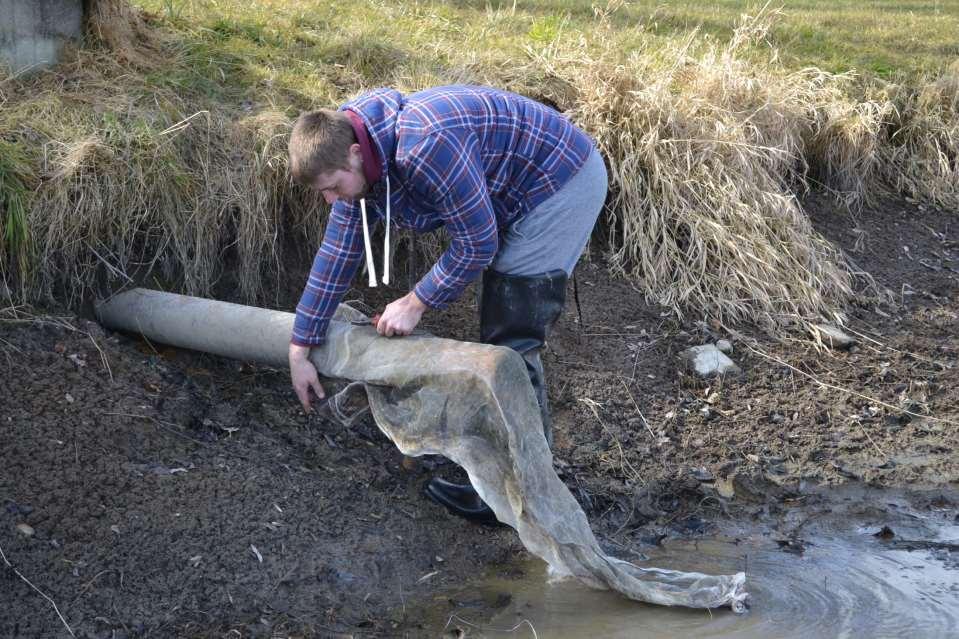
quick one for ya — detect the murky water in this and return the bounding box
[422,497,959,638]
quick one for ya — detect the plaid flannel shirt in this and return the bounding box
[292,85,595,346]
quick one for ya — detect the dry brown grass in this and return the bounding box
[1,1,957,331]
[2,67,321,308]
[229,111,326,301]
[0,3,330,305]
[23,103,324,305]
[882,61,959,212]
[514,9,880,326]
[85,0,164,68]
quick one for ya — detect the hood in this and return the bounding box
[340,87,404,187]
[339,88,405,287]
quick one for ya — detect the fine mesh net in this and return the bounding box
[315,305,747,611]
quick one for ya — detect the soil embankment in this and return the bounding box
[1,194,956,637]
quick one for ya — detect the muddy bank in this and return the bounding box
[0,315,525,638]
[2,194,957,637]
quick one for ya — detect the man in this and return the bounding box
[288,85,607,524]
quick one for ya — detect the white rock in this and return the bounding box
[16,523,34,537]
[715,339,733,353]
[813,324,856,350]
[681,344,742,378]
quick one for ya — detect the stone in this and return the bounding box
[692,467,714,482]
[680,344,741,378]
[715,339,733,354]
[813,324,856,350]
[0,1,84,72]
[16,523,34,537]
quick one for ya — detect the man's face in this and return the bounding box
[312,144,368,205]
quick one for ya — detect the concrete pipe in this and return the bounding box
[95,288,300,368]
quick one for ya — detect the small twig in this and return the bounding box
[445,614,538,638]
[627,337,661,381]
[854,417,886,457]
[610,496,638,539]
[0,335,22,352]
[842,324,951,370]
[78,569,113,595]
[82,241,134,285]
[158,109,210,136]
[629,343,641,381]
[101,411,210,446]
[0,312,75,329]
[135,317,159,356]
[580,397,641,482]
[556,360,602,368]
[620,380,656,440]
[85,333,114,383]
[741,342,959,427]
[0,544,76,637]
[657,137,797,157]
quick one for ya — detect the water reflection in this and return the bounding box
[437,532,957,638]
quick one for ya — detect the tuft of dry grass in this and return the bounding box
[516,9,875,326]
[23,103,325,306]
[85,0,165,68]
[804,81,893,208]
[229,110,325,302]
[0,1,330,306]
[882,61,959,211]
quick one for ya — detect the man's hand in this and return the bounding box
[289,343,325,413]
[376,291,427,337]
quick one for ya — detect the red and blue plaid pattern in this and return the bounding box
[292,85,594,346]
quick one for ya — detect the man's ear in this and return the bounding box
[348,143,363,167]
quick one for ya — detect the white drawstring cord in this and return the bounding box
[382,175,391,285]
[359,198,377,287]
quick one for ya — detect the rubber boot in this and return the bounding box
[479,269,567,446]
[423,478,500,526]
[425,269,568,525]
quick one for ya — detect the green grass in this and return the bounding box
[133,0,959,108]
[0,140,34,283]
[591,0,959,77]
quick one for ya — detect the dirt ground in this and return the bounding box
[2,193,957,638]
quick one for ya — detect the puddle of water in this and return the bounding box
[431,533,958,638]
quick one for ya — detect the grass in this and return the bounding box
[600,0,958,77]
[0,140,34,299]
[132,0,959,93]
[0,0,957,329]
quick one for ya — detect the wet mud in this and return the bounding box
[2,194,957,637]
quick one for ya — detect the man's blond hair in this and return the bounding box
[288,109,356,186]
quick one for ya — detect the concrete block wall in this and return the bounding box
[0,0,84,72]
